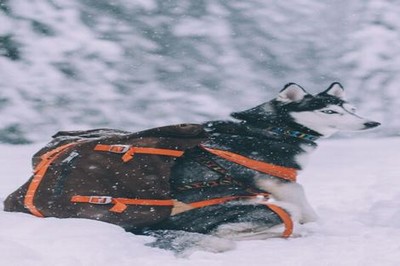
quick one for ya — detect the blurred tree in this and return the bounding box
[0,0,397,143]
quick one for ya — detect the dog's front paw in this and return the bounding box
[299,208,319,224]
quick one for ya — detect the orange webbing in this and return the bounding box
[189,196,293,237]
[188,196,244,209]
[71,195,175,213]
[70,194,292,237]
[94,144,184,162]
[71,195,236,214]
[121,147,184,162]
[264,203,294,238]
[71,195,267,213]
[202,146,297,182]
[25,142,79,217]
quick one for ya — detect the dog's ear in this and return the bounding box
[322,82,345,99]
[277,83,308,103]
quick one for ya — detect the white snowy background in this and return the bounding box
[0,0,398,143]
[1,0,400,265]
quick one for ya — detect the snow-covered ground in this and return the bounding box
[1,137,400,266]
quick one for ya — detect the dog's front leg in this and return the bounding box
[255,177,318,224]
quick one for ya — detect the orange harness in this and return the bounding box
[94,144,184,162]
[71,194,293,238]
[25,143,295,238]
[201,146,297,182]
[94,144,297,181]
[24,142,80,217]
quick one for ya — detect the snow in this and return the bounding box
[1,1,399,144]
[1,137,400,265]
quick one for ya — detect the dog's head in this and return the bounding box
[231,82,380,137]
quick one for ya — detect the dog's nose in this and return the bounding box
[364,121,381,129]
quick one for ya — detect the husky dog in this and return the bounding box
[145,82,380,252]
[4,82,380,255]
[226,82,381,224]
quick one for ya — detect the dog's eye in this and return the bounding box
[321,110,338,114]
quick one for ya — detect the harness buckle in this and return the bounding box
[88,196,113,204]
[108,145,130,153]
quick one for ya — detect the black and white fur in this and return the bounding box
[228,82,380,224]
[144,82,380,254]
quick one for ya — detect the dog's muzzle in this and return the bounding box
[363,121,381,129]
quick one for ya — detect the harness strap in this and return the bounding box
[25,142,79,217]
[201,146,297,182]
[71,195,248,214]
[71,196,176,213]
[175,151,267,194]
[95,144,296,182]
[266,203,294,238]
[70,194,293,238]
[94,144,184,162]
